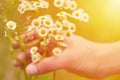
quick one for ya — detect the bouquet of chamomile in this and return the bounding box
[1,0,89,80]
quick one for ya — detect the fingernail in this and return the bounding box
[26,64,38,75]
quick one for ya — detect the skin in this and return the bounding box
[13,31,120,79]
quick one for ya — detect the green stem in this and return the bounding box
[53,71,56,80]
[46,47,53,56]
[23,68,28,80]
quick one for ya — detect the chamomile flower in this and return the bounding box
[83,13,89,22]
[62,19,70,26]
[55,21,63,31]
[68,23,76,32]
[24,2,32,10]
[46,15,54,23]
[62,0,70,9]
[33,1,42,8]
[58,42,67,47]
[72,10,82,19]
[37,27,49,37]
[68,1,77,10]
[31,19,42,28]
[54,0,64,8]
[54,35,64,41]
[30,46,38,55]
[52,47,62,56]
[50,28,58,36]
[32,52,41,63]
[41,0,49,8]
[57,11,67,19]
[43,19,53,27]
[65,30,72,37]
[6,21,17,30]
[18,4,26,14]
[27,25,34,31]
[38,16,47,21]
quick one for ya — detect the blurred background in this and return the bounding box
[0,0,120,80]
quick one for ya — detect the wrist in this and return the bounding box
[94,42,120,78]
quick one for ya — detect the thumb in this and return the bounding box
[26,56,65,75]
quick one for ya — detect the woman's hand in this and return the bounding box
[13,31,120,78]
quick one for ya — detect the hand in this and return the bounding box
[12,31,110,78]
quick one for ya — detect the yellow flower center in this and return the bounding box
[71,4,75,8]
[34,22,39,26]
[56,1,61,5]
[36,2,40,6]
[70,26,74,30]
[56,24,60,28]
[41,30,46,34]
[25,5,29,9]
[75,13,80,17]
[66,31,71,37]
[9,24,14,28]
[55,50,59,54]
[52,30,57,35]
[45,20,50,25]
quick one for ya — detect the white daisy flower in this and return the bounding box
[24,2,32,10]
[50,28,58,36]
[30,46,38,55]
[43,19,53,27]
[27,25,34,32]
[62,19,70,27]
[68,23,76,32]
[37,27,49,37]
[18,4,26,14]
[6,21,17,30]
[41,0,49,8]
[55,21,63,31]
[58,42,67,47]
[54,35,64,41]
[33,1,42,8]
[65,30,72,37]
[68,1,77,10]
[31,19,42,28]
[45,15,54,23]
[62,0,70,9]
[83,13,89,22]
[38,16,47,22]
[72,10,82,19]
[54,0,65,8]
[32,52,41,63]
[52,47,62,56]
[57,11,67,19]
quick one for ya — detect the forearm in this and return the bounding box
[96,41,120,76]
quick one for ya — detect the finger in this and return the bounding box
[13,52,26,67]
[21,30,39,43]
[26,56,65,75]
[12,41,20,49]
[47,37,57,51]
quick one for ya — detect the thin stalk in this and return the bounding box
[46,47,53,56]
[53,71,56,80]
[23,68,28,80]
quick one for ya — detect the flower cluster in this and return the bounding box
[5,0,89,63]
[27,14,75,62]
[54,0,89,22]
[54,0,77,10]
[18,0,49,14]
[30,46,41,63]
